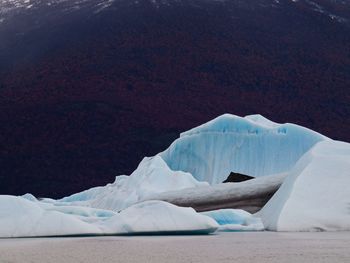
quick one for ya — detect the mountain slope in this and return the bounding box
[0,0,349,197]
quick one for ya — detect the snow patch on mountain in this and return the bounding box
[305,0,348,23]
[0,0,115,16]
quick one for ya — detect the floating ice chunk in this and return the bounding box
[0,195,103,238]
[104,201,218,234]
[202,209,264,231]
[0,197,217,237]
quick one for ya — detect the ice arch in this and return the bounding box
[160,114,327,184]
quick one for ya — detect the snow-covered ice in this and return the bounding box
[60,156,208,211]
[0,196,218,237]
[0,195,104,237]
[259,140,350,231]
[104,201,218,235]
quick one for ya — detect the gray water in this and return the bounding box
[1,232,349,263]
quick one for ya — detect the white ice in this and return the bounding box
[103,201,218,235]
[0,196,218,237]
[259,140,350,231]
[60,156,208,211]
[0,195,104,237]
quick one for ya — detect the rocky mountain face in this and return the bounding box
[0,0,349,197]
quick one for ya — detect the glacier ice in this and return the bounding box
[104,201,218,235]
[160,114,326,184]
[0,197,218,237]
[60,156,208,211]
[258,140,350,231]
[202,209,264,231]
[0,113,349,236]
[58,114,326,213]
[146,172,287,213]
[0,195,104,237]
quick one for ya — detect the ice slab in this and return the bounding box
[146,173,287,213]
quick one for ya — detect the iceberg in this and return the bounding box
[0,196,218,237]
[1,113,348,236]
[258,140,350,231]
[160,114,327,184]
[58,114,326,213]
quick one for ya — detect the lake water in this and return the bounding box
[1,231,349,263]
